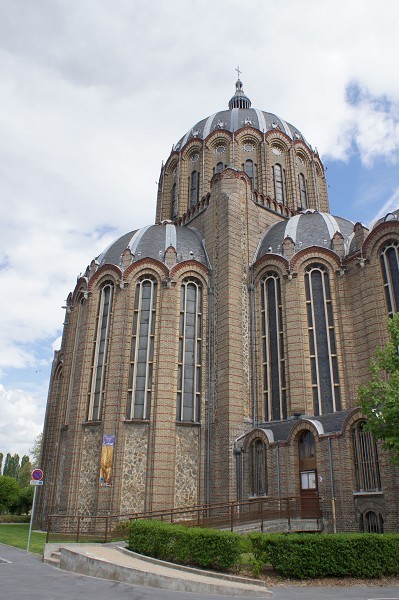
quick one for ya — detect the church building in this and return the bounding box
[37,77,399,534]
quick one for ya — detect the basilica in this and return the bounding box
[37,77,399,533]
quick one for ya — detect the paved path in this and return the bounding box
[2,543,399,600]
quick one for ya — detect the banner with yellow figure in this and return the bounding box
[99,434,114,487]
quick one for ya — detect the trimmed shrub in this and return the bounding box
[128,519,241,571]
[249,532,399,579]
[0,514,31,523]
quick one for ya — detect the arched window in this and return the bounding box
[244,159,258,189]
[298,430,318,511]
[127,277,157,420]
[305,264,340,415]
[177,279,202,422]
[215,161,224,174]
[249,439,267,496]
[299,173,308,207]
[352,421,381,492]
[88,284,113,421]
[273,163,285,204]
[362,511,383,533]
[380,241,399,316]
[65,296,84,425]
[260,272,286,421]
[171,183,177,219]
[190,171,199,207]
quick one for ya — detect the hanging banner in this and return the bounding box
[99,434,114,487]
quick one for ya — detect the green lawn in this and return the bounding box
[0,524,47,554]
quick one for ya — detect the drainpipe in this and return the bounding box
[276,445,281,498]
[205,281,213,506]
[248,265,257,428]
[328,437,337,533]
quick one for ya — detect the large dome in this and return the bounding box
[88,223,208,277]
[173,78,310,152]
[256,210,355,260]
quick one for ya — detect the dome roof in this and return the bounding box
[371,209,399,230]
[90,223,208,277]
[173,79,310,152]
[256,211,355,261]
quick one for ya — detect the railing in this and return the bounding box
[45,495,322,544]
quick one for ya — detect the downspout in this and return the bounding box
[328,436,337,533]
[159,161,165,220]
[249,265,257,428]
[202,141,205,196]
[263,130,268,197]
[276,445,281,498]
[205,279,213,506]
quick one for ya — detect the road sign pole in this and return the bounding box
[27,485,38,554]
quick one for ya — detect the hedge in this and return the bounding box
[128,519,241,571]
[0,515,31,523]
[249,532,399,579]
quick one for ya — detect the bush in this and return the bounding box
[128,519,241,571]
[249,532,399,579]
[0,514,31,523]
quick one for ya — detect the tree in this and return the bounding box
[0,452,3,474]
[359,313,399,464]
[0,476,20,513]
[30,433,43,469]
[18,457,32,488]
[2,454,20,479]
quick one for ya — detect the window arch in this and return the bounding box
[171,183,177,219]
[352,421,381,492]
[215,161,224,174]
[249,439,267,496]
[260,272,286,421]
[273,163,285,204]
[305,264,340,415]
[362,511,384,533]
[127,277,157,420]
[380,241,399,316]
[244,159,258,189]
[189,170,199,207]
[299,173,308,207]
[88,283,113,421]
[177,278,202,422]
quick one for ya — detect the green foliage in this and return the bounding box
[2,453,20,478]
[10,486,34,515]
[0,514,31,523]
[18,459,32,488]
[0,452,3,474]
[128,519,241,571]
[0,476,20,513]
[29,433,43,469]
[359,313,399,463]
[249,533,399,579]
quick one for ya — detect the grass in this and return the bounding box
[0,524,47,554]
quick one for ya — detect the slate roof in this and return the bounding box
[94,223,209,273]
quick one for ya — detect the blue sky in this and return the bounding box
[1,0,399,456]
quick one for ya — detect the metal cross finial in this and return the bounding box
[235,66,241,80]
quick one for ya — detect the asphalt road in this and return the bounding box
[1,543,399,600]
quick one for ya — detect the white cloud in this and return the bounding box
[0,384,44,457]
[2,0,399,452]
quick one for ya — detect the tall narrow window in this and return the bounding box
[299,173,308,207]
[352,421,381,492]
[190,171,199,207]
[177,279,202,422]
[305,264,340,415]
[380,241,399,316]
[88,284,113,421]
[171,183,177,219]
[127,277,157,420]
[273,163,284,203]
[215,161,224,173]
[65,296,84,425]
[260,272,286,421]
[249,439,267,496]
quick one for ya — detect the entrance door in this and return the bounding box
[298,430,319,516]
[300,469,319,515]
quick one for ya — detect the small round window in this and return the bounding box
[215,145,226,155]
[190,153,199,163]
[243,142,255,152]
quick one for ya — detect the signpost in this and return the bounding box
[27,469,44,553]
